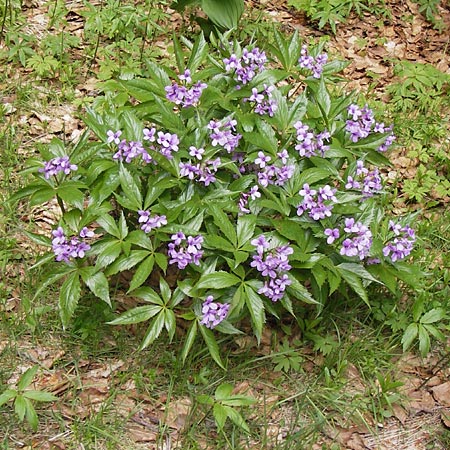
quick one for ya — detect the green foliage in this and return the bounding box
[172,0,245,31]
[287,0,388,33]
[0,366,58,431]
[10,32,426,367]
[386,61,450,205]
[412,0,445,30]
[197,382,256,433]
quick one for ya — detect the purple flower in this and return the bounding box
[189,146,205,160]
[39,156,78,180]
[208,118,242,153]
[339,219,373,260]
[297,184,337,220]
[345,104,395,152]
[293,121,330,157]
[382,222,416,262]
[200,296,230,329]
[51,226,93,263]
[138,210,167,233]
[251,236,293,302]
[168,233,203,269]
[324,228,340,244]
[107,130,122,145]
[157,132,179,159]
[224,47,267,86]
[345,160,383,199]
[298,45,328,78]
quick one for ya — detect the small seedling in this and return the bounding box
[0,365,58,431]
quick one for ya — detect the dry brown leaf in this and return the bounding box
[164,397,192,430]
[431,382,450,407]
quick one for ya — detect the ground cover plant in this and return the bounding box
[1,0,450,448]
[10,30,422,368]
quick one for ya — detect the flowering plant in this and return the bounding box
[11,31,422,367]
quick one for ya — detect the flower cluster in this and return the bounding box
[51,226,93,263]
[294,121,330,157]
[39,156,78,179]
[245,85,278,117]
[254,151,295,188]
[208,118,242,153]
[339,218,373,260]
[298,45,328,78]
[345,160,383,199]
[224,47,267,85]
[238,185,261,214]
[297,184,337,220]
[200,296,230,329]
[383,221,416,262]
[168,232,204,269]
[112,139,152,164]
[179,157,221,186]
[345,104,396,152]
[138,210,167,233]
[251,236,293,302]
[108,127,180,163]
[165,69,207,108]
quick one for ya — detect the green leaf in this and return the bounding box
[164,309,177,342]
[236,215,256,248]
[126,230,153,250]
[18,366,39,391]
[132,286,163,304]
[201,0,244,29]
[14,395,27,422]
[337,263,382,284]
[208,205,237,246]
[56,185,85,209]
[97,214,121,239]
[95,240,122,269]
[24,398,38,431]
[199,325,225,369]
[128,255,155,293]
[420,308,445,325]
[337,266,369,305]
[402,323,418,352]
[140,312,166,349]
[204,235,236,252]
[187,33,208,72]
[181,321,198,364]
[105,249,151,276]
[418,324,431,356]
[154,252,168,272]
[22,231,52,248]
[118,211,129,240]
[0,389,17,407]
[224,405,251,433]
[213,402,228,430]
[59,272,81,327]
[196,271,241,290]
[23,390,58,402]
[159,277,172,304]
[118,164,142,211]
[286,275,318,304]
[243,285,265,343]
[108,305,162,325]
[81,270,111,307]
